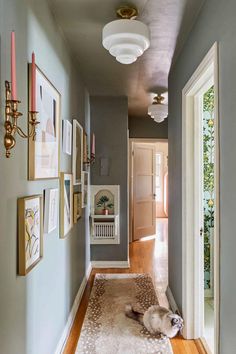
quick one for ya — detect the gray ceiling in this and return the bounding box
[48,0,205,117]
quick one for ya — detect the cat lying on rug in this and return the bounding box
[125,304,184,338]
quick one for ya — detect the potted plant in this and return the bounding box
[96,195,114,215]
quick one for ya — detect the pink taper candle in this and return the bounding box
[31,52,36,111]
[11,31,17,100]
[91,133,95,155]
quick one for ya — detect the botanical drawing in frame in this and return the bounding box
[82,171,89,208]
[60,173,73,238]
[28,64,61,180]
[72,120,83,185]
[18,195,43,275]
[73,192,82,223]
[44,188,59,234]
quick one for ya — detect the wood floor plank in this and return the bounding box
[63,228,202,354]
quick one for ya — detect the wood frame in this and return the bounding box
[28,64,61,180]
[83,131,88,164]
[182,42,220,353]
[60,173,73,238]
[72,120,83,185]
[73,192,82,223]
[81,171,89,208]
[18,195,43,275]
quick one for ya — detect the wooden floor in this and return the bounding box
[64,220,205,354]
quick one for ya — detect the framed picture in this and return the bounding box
[18,195,43,275]
[72,120,83,185]
[60,173,73,238]
[73,192,82,223]
[44,188,59,234]
[62,120,72,155]
[28,65,60,180]
[83,131,88,164]
[82,171,89,208]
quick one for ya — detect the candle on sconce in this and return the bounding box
[31,52,36,111]
[91,133,95,156]
[11,31,17,100]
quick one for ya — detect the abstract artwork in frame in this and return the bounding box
[28,65,60,180]
[62,120,72,155]
[18,195,43,275]
[73,192,82,223]
[44,188,59,234]
[72,120,83,185]
[60,173,73,238]
[82,171,89,208]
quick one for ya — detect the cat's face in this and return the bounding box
[168,314,184,331]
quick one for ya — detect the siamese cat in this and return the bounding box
[125,304,184,338]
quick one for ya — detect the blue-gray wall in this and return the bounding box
[90,96,129,262]
[129,116,168,139]
[168,0,236,352]
[0,0,90,353]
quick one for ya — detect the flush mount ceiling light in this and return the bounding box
[148,94,168,123]
[102,6,150,65]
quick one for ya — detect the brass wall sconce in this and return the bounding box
[4,81,39,158]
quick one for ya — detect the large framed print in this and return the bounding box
[60,173,73,238]
[72,120,83,185]
[28,65,60,180]
[18,195,43,275]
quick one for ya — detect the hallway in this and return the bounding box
[64,219,203,354]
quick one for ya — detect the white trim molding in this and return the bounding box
[91,260,130,268]
[182,42,220,354]
[166,286,180,315]
[54,262,92,354]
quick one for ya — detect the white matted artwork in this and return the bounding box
[62,120,72,155]
[82,171,89,208]
[18,195,43,275]
[60,173,73,238]
[28,65,60,180]
[72,120,83,185]
[44,188,59,234]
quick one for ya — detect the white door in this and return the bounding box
[132,143,156,241]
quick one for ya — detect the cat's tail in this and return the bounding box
[125,304,144,324]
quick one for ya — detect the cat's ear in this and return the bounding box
[167,314,178,319]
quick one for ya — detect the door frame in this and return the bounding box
[129,138,168,243]
[182,42,220,353]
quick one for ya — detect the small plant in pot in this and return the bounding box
[96,195,114,215]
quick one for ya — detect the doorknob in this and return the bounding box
[200,227,204,236]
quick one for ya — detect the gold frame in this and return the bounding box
[18,195,43,275]
[60,173,73,238]
[28,64,61,180]
[73,192,82,223]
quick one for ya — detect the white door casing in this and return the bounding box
[182,43,220,353]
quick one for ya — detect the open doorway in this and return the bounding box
[182,43,219,354]
[129,139,169,302]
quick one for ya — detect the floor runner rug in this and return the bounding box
[76,273,173,354]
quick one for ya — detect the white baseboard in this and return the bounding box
[54,262,92,354]
[166,286,180,315]
[91,260,130,268]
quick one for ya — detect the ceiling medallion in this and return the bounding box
[102,6,150,65]
[148,94,168,123]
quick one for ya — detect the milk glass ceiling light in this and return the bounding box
[102,6,150,65]
[148,94,168,123]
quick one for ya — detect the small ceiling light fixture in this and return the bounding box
[148,94,168,123]
[102,6,150,65]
